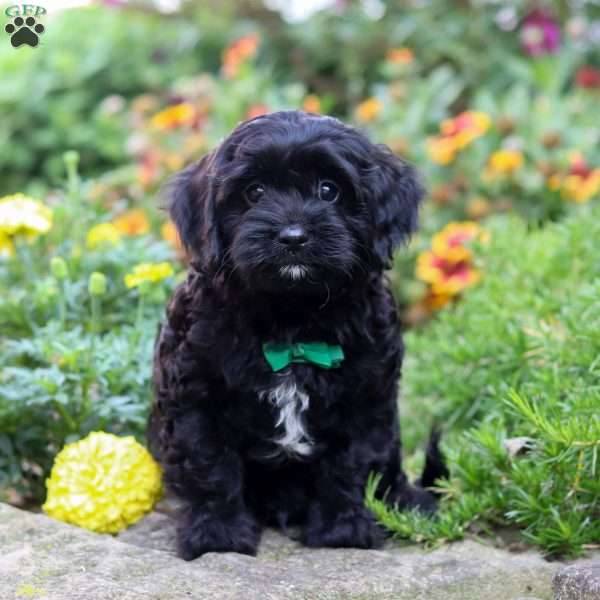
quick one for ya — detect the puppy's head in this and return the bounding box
[168,111,423,294]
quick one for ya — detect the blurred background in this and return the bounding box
[1,0,599,557]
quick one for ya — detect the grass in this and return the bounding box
[368,205,600,557]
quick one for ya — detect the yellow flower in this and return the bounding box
[0,193,52,238]
[386,47,414,65]
[426,137,458,165]
[86,223,122,249]
[302,94,321,114]
[487,149,524,174]
[124,261,174,289]
[43,432,162,534]
[113,209,150,236]
[0,231,14,257]
[150,103,196,130]
[355,98,382,123]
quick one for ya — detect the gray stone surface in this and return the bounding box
[554,563,600,600]
[0,502,591,600]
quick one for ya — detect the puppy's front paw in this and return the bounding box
[305,505,384,549]
[177,508,261,560]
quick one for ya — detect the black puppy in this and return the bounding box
[148,110,445,560]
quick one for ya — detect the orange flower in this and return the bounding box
[222,33,260,79]
[386,47,414,65]
[246,104,270,119]
[416,221,487,306]
[355,98,382,123]
[432,221,486,258]
[302,94,321,114]
[113,209,150,236]
[150,103,196,130]
[426,137,458,165]
[416,250,480,296]
[427,111,491,165]
[161,221,182,251]
[549,153,600,203]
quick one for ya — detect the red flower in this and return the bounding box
[575,66,600,89]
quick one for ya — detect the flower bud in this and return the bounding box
[88,272,107,297]
[63,151,80,170]
[50,256,69,280]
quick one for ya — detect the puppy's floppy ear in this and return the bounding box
[166,151,221,269]
[365,144,425,269]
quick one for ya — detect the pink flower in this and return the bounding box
[521,9,561,56]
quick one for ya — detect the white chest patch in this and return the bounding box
[259,378,312,457]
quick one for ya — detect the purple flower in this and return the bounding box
[521,9,561,56]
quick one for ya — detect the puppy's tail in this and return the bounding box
[418,426,449,494]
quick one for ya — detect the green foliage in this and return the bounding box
[0,156,178,503]
[367,207,600,557]
[0,5,236,193]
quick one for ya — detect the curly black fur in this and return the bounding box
[148,111,446,560]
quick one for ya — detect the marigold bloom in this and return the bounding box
[426,137,457,165]
[124,261,174,289]
[386,47,414,65]
[427,111,491,165]
[302,94,321,114]
[549,154,600,203]
[416,250,480,296]
[0,193,52,238]
[487,149,524,175]
[222,33,260,78]
[86,223,122,249]
[150,103,196,130]
[355,98,382,123]
[113,209,150,236]
[416,221,486,305]
[43,432,162,533]
[431,221,486,257]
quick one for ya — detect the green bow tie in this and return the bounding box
[263,341,345,372]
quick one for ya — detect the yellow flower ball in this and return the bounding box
[0,193,53,238]
[43,432,162,534]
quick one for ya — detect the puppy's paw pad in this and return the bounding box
[177,510,261,560]
[305,508,384,549]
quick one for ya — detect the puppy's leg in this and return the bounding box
[163,409,261,560]
[304,442,385,549]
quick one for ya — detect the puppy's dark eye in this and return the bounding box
[245,183,266,204]
[318,180,339,203]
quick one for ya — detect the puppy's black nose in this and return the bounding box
[278,224,308,250]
